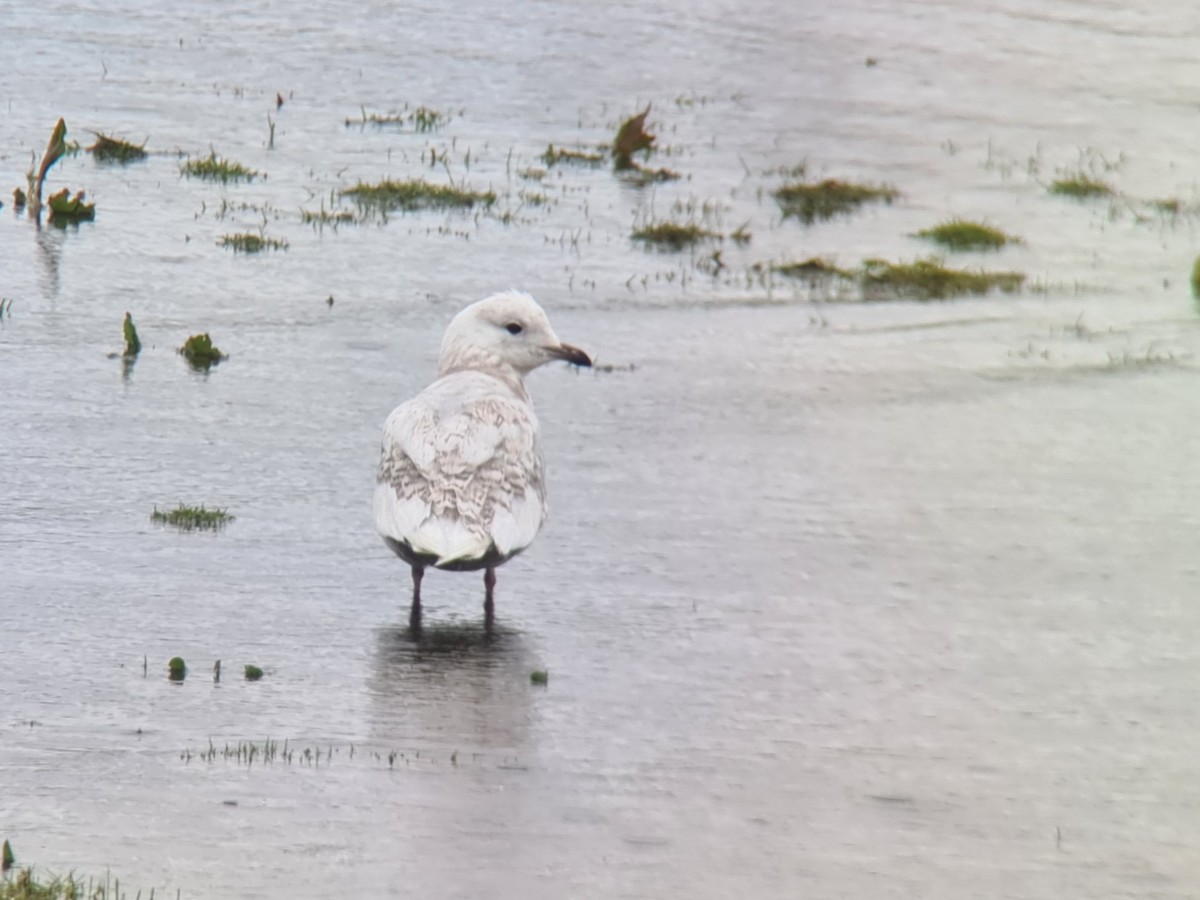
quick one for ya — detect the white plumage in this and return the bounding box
[373,291,591,628]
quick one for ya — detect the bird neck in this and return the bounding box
[438,347,529,399]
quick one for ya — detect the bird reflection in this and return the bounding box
[368,619,535,754]
[34,225,64,298]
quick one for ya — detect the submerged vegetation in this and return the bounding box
[774,178,899,223]
[914,219,1019,251]
[219,232,288,253]
[860,257,1025,300]
[151,504,234,531]
[181,151,258,183]
[87,133,147,164]
[178,333,226,369]
[342,178,496,213]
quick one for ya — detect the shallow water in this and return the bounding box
[4,1,1200,897]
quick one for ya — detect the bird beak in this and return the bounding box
[546,342,592,367]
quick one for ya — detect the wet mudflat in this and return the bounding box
[3,1,1200,897]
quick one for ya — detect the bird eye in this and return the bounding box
[505,322,523,335]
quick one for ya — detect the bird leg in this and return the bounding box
[483,566,496,629]
[410,564,425,633]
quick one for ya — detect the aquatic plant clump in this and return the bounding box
[540,144,606,167]
[341,178,496,213]
[914,219,1018,251]
[612,106,654,170]
[46,188,95,224]
[122,312,141,358]
[632,221,721,250]
[151,504,234,531]
[773,258,853,280]
[88,133,148,164]
[860,258,1025,301]
[218,232,288,253]
[774,178,898,223]
[178,332,226,369]
[181,151,259,183]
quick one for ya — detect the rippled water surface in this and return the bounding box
[4,1,1200,897]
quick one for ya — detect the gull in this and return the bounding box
[373,291,592,630]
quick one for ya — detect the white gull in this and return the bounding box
[373,290,592,629]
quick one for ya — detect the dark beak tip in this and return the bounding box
[554,343,592,368]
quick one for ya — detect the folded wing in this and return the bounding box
[373,373,546,567]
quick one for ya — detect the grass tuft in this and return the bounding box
[914,219,1019,251]
[0,866,139,899]
[1048,175,1113,199]
[181,151,258,183]
[300,207,358,227]
[632,221,721,250]
[151,504,234,532]
[345,106,448,131]
[342,178,496,214]
[861,257,1024,301]
[87,133,147,164]
[774,178,898,223]
[218,232,287,253]
[178,333,226,369]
